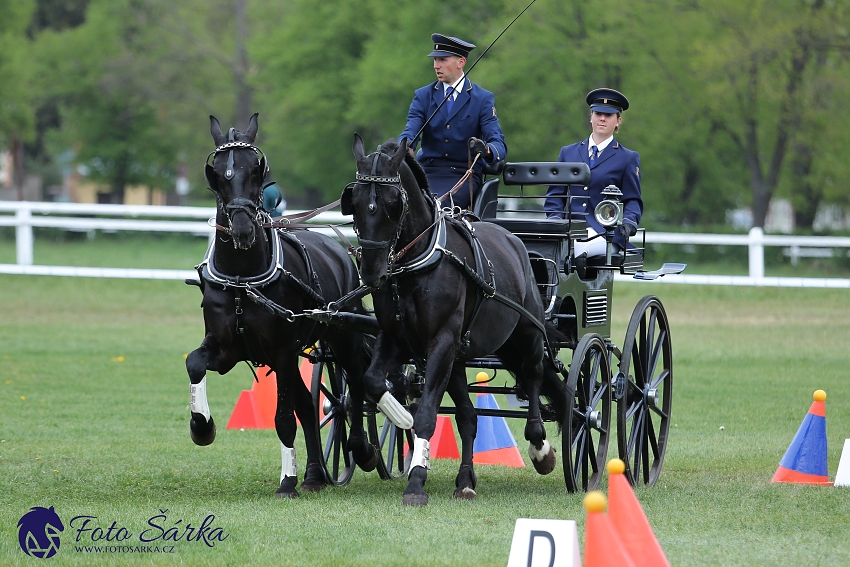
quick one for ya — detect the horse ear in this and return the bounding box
[210,115,226,147]
[389,137,407,172]
[352,133,365,161]
[245,112,259,143]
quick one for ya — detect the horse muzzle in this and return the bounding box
[226,199,260,249]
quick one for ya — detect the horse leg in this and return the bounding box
[446,364,477,500]
[271,383,300,499]
[403,335,458,507]
[287,368,327,493]
[186,337,217,446]
[522,358,556,475]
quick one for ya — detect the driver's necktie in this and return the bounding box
[590,145,598,163]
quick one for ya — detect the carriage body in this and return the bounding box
[463,161,678,490]
[301,156,679,494]
[475,161,649,345]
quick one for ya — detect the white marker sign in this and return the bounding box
[506,518,580,567]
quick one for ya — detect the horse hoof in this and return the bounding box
[300,480,326,493]
[453,487,477,500]
[531,446,557,475]
[275,488,299,499]
[190,416,216,446]
[402,493,429,507]
[357,447,380,473]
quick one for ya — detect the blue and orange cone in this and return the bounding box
[473,372,525,467]
[772,389,832,485]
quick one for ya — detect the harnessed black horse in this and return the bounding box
[185,114,411,498]
[342,134,569,506]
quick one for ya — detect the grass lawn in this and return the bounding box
[1,272,850,565]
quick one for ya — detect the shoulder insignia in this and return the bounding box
[492,106,497,117]
[636,166,640,177]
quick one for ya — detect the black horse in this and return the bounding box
[343,135,568,506]
[185,114,411,498]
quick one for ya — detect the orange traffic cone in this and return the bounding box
[227,358,320,430]
[226,367,276,429]
[404,416,460,459]
[431,415,460,459]
[772,390,831,485]
[607,459,670,567]
[583,491,636,567]
[225,388,266,429]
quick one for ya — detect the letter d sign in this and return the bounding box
[506,518,580,567]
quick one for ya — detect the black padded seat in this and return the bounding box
[491,217,573,236]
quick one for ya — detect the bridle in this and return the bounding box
[204,129,270,248]
[344,150,409,270]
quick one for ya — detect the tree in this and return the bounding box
[0,0,36,199]
[31,0,240,201]
[637,0,850,229]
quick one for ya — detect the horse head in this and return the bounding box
[346,133,413,288]
[206,113,269,250]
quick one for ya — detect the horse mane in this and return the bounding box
[379,139,432,199]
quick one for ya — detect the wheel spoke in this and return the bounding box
[319,382,339,406]
[631,343,646,387]
[646,329,666,383]
[647,415,660,460]
[324,420,337,462]
[318,406,337,429]
[650,403,669,420]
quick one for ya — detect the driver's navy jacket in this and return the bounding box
[399,78,506,172]
[544,138,642,249]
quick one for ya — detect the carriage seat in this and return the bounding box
[490,217,572,236]
[471,159,505,219]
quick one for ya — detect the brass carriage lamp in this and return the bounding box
[594,185,623,265]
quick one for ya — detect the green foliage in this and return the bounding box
[7,0,850,227]
[0,0,36,141]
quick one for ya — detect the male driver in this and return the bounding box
[399,33,507,210]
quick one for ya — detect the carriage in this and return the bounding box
[308,151,686,494]
[188,116,684,504]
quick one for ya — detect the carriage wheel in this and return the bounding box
[367,406,414,480]
[617,295,672,487]
[562,333,612,492]
[310,347,355,486]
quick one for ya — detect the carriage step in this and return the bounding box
[633,263,687,280]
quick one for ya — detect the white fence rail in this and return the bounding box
[1,201,849,287]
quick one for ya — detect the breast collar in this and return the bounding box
[389,201,447,277]
[197,226,285,288]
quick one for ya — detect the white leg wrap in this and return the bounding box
[528,439,551,462]
[189,375,211,422]
[409,435,431,476]
[280,444,297,482]
[377,391,414,429]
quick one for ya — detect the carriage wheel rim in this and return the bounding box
[617,296,672,487]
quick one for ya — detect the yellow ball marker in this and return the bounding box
[583,490,607,513]
[607,458,626,475]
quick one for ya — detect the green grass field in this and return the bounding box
[1,264,850,564]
